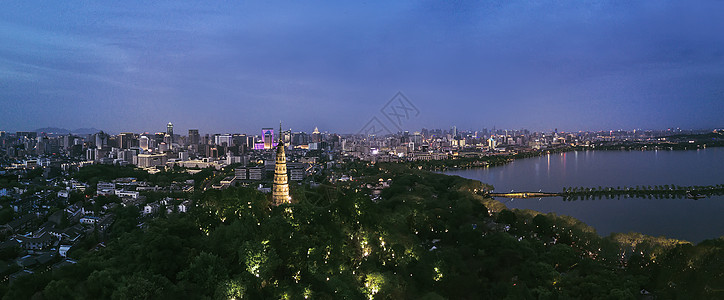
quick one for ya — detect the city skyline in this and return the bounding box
[2,2,724,133]
[6,123,718,138]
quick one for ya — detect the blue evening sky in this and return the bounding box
[1,1,723,134]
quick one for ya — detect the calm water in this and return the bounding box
[445,148,724,243]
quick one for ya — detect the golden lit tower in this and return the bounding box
[272,122,291,205]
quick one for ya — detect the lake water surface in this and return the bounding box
[445,148,724,243]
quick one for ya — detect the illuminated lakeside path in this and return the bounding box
[483,184,724,199]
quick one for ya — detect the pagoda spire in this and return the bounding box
[272,121,290,205]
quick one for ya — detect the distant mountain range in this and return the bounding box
[33,127,104,135]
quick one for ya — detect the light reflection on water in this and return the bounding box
[446,148,724,243]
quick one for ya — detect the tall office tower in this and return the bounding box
[452,126,458,138]
[118,132,135,149]
[292,132,308,146]
[139,136,149,151]
[188,129,200,145]
[281,129,291,146]
[262,128,274,149]
[163,134,173,150]
[488,137,497,149]
[232,134,248,150]
[412,132,422,149]
[62,134,71,150]
[272,123,290,206]
[215,134,233,147]
[36,137,46,155]
[167,122,174,144]
[86,148,97,161]
[311,127,321,143]
[95,131,107,149]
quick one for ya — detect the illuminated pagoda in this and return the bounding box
[272,122,291,205]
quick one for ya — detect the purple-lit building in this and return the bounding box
[262,128,274,149]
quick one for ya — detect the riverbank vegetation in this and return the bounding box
[2,163,722,299]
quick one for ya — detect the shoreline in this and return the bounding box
[431,142,724,172]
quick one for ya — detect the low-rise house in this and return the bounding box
[143,203,160,216]
[177,200,192,213]
[62,225,84,243]
[18,256,37,268]
[68,180,88,192]
[35,221,56,237]
[47,210,64,226]
[234,168,247,180]
[97,215,115,233]
[79,215,100,225]
[52,259,76,270]
[8,270,33,283]
[119,194,145,207]
[290,168,304,181]
[256,184,271,193]
[4,214,36,233]
[249,167,264,180]
[65,202,83,222]
[96,181,116,196]
[220,176,236,187]
[0,240,20,251]
[58,245,72,257]
[13,232,53,250]
[114,190,139,199]
[36,252,56,266]
[102,203,118,213]
[10,199,32,213]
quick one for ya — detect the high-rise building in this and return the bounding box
[311,127,321,143]
[94,132,104,149]
[118,132,135,149]
[262,128,274,149]
[86,148,97,161]
[139,136,149,151]
[291,132,305,146]
[188,129,200,145]
[281,129,291,146]
[16,132,37,140]
[163,135,173,150]
[215,134,233,147]
[232,134,249,152]
[167,122,174,144]
[36,136,48,155]
[272,123,290,206]
[62,134,73,151]
[411,132,422,150]
[137,153,167,168]
[488,137,497,149]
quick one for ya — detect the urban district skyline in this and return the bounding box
[7,124,720,137]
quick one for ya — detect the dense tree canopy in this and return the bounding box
[2,164,722,299]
